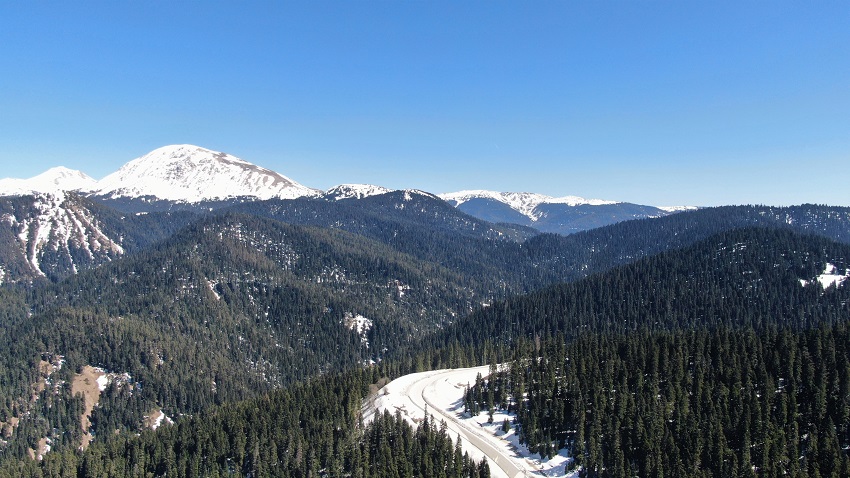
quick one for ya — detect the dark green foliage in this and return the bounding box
[2,196,850,470]
[0,212,504,457]
[431,227,850,350]
[237,201,850,295]
[470,322,850,477]
[0,369,488,478]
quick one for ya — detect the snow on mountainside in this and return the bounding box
[658,205,700,213]
[439,190,620,221]
[800,263,849,289]
[1,192,124,280]
[439,189,699,235]
[325,184,393,200]
[0,167,97,197]
[95,145,320,203]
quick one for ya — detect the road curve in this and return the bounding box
[380,366,529,478]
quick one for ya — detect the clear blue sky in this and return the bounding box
[1,1,848,207]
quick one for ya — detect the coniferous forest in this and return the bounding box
[467,322,850,477]
[0,368,489,478]
[1,193,849,477]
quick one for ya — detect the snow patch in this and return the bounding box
[817,263,848,289]
[147,409,173,430]
[206,280,221,300]
[95,374,109,392]
[801,263,849,289]
[402,189,439,201]
[343,313,373,347]
[657,205,699,213]
[390,280,411,297]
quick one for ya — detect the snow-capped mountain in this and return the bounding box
[0,146,698,237]
[324,184,393,201]
[439,189,694,235]
[95,145,320,203]
[0,167,97,197]
[440,190,620,221]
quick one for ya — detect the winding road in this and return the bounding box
[368,366,531,478]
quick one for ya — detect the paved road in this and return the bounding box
[393,366,528,478]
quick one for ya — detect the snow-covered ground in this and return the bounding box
[366,366,579,478]
[800,263,849,289]
[0,166,96,196]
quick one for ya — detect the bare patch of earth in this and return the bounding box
[71,365,106,450]
[143,409,163,429]
[27,437,50,461]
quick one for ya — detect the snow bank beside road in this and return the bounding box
[366,366,579,478]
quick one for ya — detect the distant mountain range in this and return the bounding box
[0,144,694,235]
[439,190,696,234]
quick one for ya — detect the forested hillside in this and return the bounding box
[2,198,850,471]
[468,322,850,477]
[0,368,490,478]
[0,193,197,283]
[236,200,850,295]
[426,227,850,355]
[519,204,850,287]
[0,211,516,459]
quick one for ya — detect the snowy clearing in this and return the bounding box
[366,366,578,478]
[800,263,849,289]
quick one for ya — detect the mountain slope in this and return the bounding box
[0,212,504,445]
[440,189,693,234]
[519,204,850,286]
[0,193,124,282]
[0,167,96,197]
[324,183,393,200]
[429,227,850,350]
[0,193,199,283]
[228,192,552,294]
[94,144,319,203]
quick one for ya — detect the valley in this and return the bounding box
[0,145,849,477]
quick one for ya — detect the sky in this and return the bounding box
[0,1,848,207]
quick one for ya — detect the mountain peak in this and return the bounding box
[0,166,96,197]
[325,184,393,201]
[94,145,319,202]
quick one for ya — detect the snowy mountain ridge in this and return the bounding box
[439,189,621,221]
[325,184,393,200]
[0,145,695,233]
[95,145,320,203]
[0,167,97,197]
